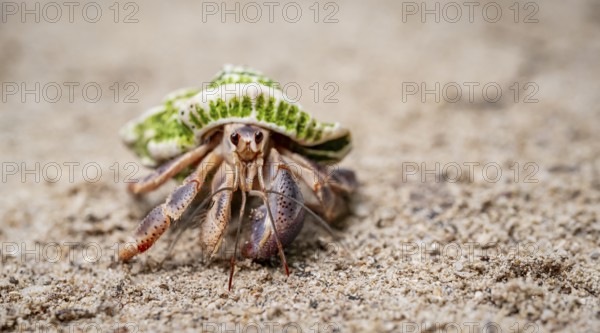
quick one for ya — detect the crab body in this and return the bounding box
[119,65,356,285]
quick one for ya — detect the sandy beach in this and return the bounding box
[1,1,599,332]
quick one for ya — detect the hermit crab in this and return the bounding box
[118,65,356,288]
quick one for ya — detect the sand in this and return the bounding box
[1,1,599,332]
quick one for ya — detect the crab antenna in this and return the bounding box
[161,186,235,264]
[229,190,247,291]
[264,190,351,255]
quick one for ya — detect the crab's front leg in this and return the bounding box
[281,150,357,222]
[242,149,305,259]
[119,152,223,261]
[198,160,236,258]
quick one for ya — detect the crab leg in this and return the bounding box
[280,150,357,222]
[198,161,236,258]
[128,139,217,194]
[119,152,223,261]
[228,190,247,291]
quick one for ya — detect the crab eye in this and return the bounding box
[230,132,239,145]
[254,131,264,144]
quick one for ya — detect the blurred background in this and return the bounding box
[1,0,599,332]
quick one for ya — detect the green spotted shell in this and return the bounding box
[121,65,351,166]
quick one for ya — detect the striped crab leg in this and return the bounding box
[198,160,236,258]
[119,152,223,261]
[128,139,217,194]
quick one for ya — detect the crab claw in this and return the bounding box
[242,166,305,259]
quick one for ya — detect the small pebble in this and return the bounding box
[353,203,372,218]
[379,207,397,220]
[453,262,463,271]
